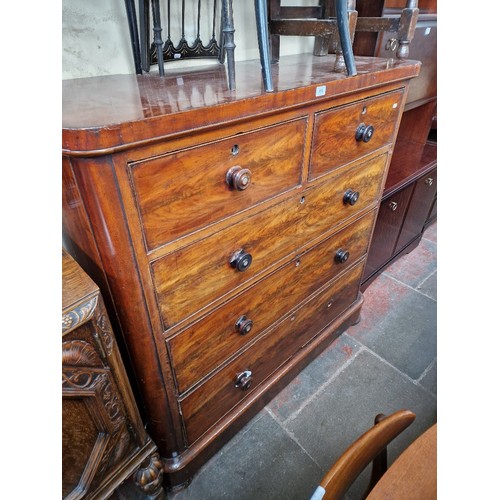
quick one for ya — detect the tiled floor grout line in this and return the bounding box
[382,271,437,302]
[344,332,437,399]
[414,268,437,291]
[271,347,364,427]
[264,406,325,472]
[416,356,437,384]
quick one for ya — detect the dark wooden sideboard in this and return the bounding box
[62,249,166,499]
[62,54,419,489]
[354,0,437,288]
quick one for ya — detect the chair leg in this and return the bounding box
[221,0,236,90]
[124,0,143,74]
[254,0,273,92]
[335,0,357,76]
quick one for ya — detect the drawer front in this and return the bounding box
[309,90,404,180]
[169,210,376,393]
[152,154,387,328]
[363,185,414,280]
[129,118,307,250]
[180,261,364,444]
[397,169,437,251]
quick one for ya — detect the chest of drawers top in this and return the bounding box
[62,54,419,154]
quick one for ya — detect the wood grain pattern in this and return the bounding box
[62,55,420,154]
[169,210,376,393]
[180,261,365,444]
[62,55,419,488]
[152,153,387,329]
[309,89,404,180]
[130,118,306,249]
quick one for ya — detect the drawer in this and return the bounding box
[152,153,387,328]
[129,118,307,250]
[169,210,376,393]
[180,260,365,444]
[309,90,404,180]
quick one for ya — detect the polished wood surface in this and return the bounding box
[130,118,306,249]
[367,424,437,499]
[152,154,387,329]
[181,262,365,444]
[310,89,404,180]
[62,54,419,154]
[62,54,419,488]
[318,410,416,500]
[169,210,376,394]
[359,5,437,290]
[62,250,165,500]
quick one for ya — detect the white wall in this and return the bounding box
[62,0,317,80]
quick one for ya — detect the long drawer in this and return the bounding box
[309,89,404,180]
[129,118,307,250]
[152,153,387,329]
[169,210,376,394]
[179,260,365,444]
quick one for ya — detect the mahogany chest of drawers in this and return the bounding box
[62,54,419,489]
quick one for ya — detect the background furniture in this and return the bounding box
[267,0,358,75]
[62,249,166,499]
[124,0,274,91]
[358,0,437,289]
[62,53,419,489]
[311,409,416,499]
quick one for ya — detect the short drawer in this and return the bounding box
[129,118,306,250]
[179,260,365,445]
[309,89,404,180]
[152,153,387,328]
[169,210,376,393]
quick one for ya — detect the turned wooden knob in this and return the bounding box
[335,249,350,264]
[230,249,253,272]
[226,166,252,190]
[235,370,253,390]
[343,189,360,206]
[355,123,375,142]
[236,315,253,335]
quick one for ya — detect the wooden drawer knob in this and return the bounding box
[226,166,252,191]
[235,370,253,390]
[235,315,253,335]
[334,249,350,264]
[343,189,360,206]
[230,249,253,272]
[355,123,375,143]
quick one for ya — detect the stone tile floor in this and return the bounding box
[135,222,437,500]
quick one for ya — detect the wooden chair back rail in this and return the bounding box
[316,409,416,500]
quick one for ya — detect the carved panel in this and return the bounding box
[62,339,134,499]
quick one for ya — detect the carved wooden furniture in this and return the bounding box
[358,0,437,288]
[62,53,419,489]
[62,249,166,499]
[311,410,416,499]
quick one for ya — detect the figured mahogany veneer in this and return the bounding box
[62,54,419,489]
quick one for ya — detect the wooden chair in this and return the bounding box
[124,0,274,92]
[310,409,416,500]
[267,0,358,76]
